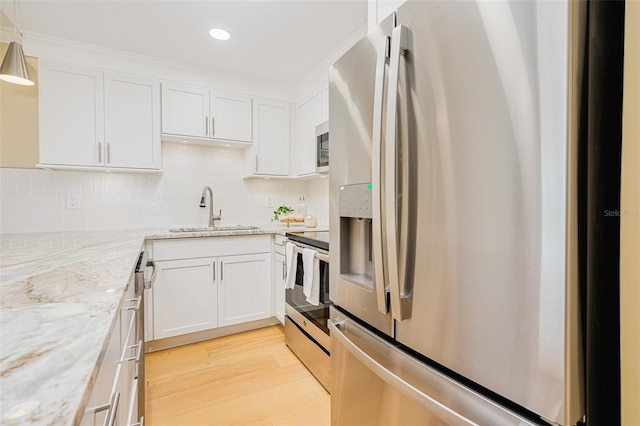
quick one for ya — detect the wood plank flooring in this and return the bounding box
[145,325,330,426]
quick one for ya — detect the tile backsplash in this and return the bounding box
[0,143,329,234]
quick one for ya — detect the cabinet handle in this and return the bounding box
[106,392,120,426]
[213,262,216,281]
[220,262,224,281]
[129,416,144,426]
[124,296,142,311]
[97,142,102,163]
[86,390,119,421]
[106,143,111,164]
[211,117,215,137]
[205,116,209,136]
[282,260,286,280]
[121,340,143,363]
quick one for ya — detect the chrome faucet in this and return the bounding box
[199,186,222,227]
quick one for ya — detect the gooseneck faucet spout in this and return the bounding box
[200,186,222,227]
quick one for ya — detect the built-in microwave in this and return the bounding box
[316,121,329,174]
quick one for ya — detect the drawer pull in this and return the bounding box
[87,391,120,424]
[106,391,120,426]
[124,295,142,311]
[121,340,143,363]
[129,416,145,426]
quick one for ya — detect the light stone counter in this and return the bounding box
[0,230,147,425]
[0,225,328,425]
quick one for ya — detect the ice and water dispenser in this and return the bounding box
[339,183,374,290]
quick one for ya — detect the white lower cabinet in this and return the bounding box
[153,258,217,339]
[81,274,142,426]
[217,253,271,327]
[80,313,121,426]
[149,236,273,341]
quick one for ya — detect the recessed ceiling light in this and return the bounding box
[209,28,231,41]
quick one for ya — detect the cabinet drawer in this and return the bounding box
[274,235,286,255]
[120,311,138,362]
[153,235,270,261]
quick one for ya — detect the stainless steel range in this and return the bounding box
[284,230,331,392]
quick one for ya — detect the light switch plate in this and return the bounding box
[266,195,274,208]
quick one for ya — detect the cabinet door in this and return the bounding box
[80,314,121,426]
[117,277,135,426]
[153,258,217,339]
[321,82,329,122]
[161,82,209,138]
[218,253,271,327]
[274,252,286,325]
[210,90,252,142]
[251,98,290,175]
[105,73,161,169]
[296,90,323,175]
[39,61,104,167]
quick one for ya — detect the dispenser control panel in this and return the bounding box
[339,183,372,218]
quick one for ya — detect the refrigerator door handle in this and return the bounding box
[372,34,391,314]
[385,24,413,320]
[329,318,479,425]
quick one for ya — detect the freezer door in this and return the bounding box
[388,1,576,424]
[329,307,537,425]
[329,14,396,337]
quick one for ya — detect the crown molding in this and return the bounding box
[22,31,296,101]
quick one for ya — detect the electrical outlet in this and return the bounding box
[66,194,80,210]
[266,195,274,208]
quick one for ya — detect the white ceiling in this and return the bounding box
[3,0,367,86]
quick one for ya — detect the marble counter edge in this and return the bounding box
[0,225,329,425]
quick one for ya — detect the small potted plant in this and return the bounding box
[272,205,293,226]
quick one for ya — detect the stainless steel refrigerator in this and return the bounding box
[328,1,585,424]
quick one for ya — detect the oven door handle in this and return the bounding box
[290,244,330,263]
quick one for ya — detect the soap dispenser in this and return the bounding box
[297,196,307,218]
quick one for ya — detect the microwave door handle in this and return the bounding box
[385,24,412,321]
[372,34,391,314]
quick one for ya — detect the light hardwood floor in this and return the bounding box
[145,325,331,426]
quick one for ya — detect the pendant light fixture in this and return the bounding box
[0,0,34,86]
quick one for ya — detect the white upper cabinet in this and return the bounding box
[368,0,406,30]
[38,60,161,172]
[248,97,290,176]
[211,91,252,142]
[39,61,104,168]
[104,73,161,169]
[160,82,209,138]
[161,82,252,146]
[321,81,329,122]
[296,89,323,175]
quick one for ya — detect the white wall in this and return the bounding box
[0,143,329,233]
[306,177,330,226]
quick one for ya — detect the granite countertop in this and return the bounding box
[0,225,327,425]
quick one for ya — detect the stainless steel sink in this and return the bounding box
[169,225,260,233]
